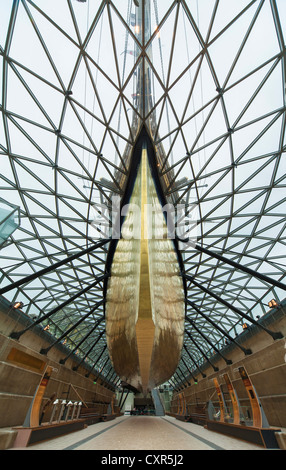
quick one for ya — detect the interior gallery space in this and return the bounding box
[0,0,286,453]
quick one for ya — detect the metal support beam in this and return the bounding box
[180,356,198,383]
[179,239,286,292]
[10,274,107,340]
[0,239,110,296]
[186,300,252,355]
[183,273,283,340]
[118,389,125,409]
[185,330,219,372]
[120,390,130,412]
[183,344,206,378]
[72,329,105,371]
[174,372,185,390]
[40,301,104,355]
[186,320,232,365]
[109,371,117,385]
[169,377,178,390]
[178,366,191,387]
[59,317,105,364]
[85,344,107,377]
[93,356,110,384]
[105,366,114,381]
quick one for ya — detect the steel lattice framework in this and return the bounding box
[0,0,285,389]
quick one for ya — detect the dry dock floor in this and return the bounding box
[10,415,266,451]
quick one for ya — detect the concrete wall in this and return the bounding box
[0,298,115,428]
[171,304,286,428]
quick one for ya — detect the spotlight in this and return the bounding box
[13,301,24,309]
[268,299,279,308]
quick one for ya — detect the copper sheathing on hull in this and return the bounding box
[105,148,185,394]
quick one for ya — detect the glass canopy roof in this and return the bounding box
[0,0,285,389]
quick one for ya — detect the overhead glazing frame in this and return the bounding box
[0,0,285,388]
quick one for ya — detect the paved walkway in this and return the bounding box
[11,415,265,451]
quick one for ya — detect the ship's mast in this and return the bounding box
[134,0,153,120]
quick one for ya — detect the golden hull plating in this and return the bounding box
[105,148,185,394]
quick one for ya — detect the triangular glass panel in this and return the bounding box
[229,1,281,84]
[236,157,277,193]
[86,7,119,88]
[29,0,79,44]
[276,0,286,37]
[182,56,218,127]
[209,0,257,41]
[122,57,144,120]
[109,5,140,88]
[6,66,55,129]
[233,114,282,162]
[168,5,204,87]
[0,0,14,46]
[238,63,284,127]
[28,4,80,90]
[8,2,61,88]
[208,1,258,86]
[224,58,277,126]
[183,0,217,42]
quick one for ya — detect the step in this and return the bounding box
[0,429,18,450]
[275,431,286,450]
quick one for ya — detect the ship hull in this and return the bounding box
[105,137,185,394]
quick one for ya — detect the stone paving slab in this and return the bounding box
[9,415,266,451]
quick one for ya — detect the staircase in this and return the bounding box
[151,389,165,416]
